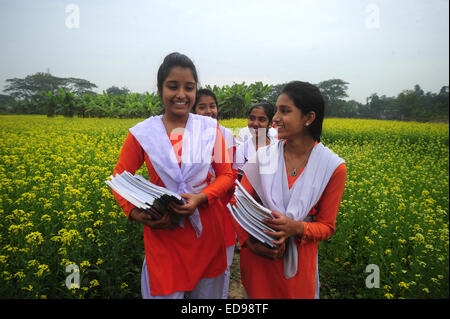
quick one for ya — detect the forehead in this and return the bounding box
[276,93,295,107]
[197,95,216,104]
[249,107,268,118]
[164,66,196,83]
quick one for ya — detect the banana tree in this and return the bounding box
[41,90,58,117]
[143,92,162,117]
[55,88,76,117]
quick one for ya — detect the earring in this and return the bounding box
[305,123,309,127]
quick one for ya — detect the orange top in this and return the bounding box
[205,141,238,247]
[204,123,237,247]
[112,128,233,295]
[223,167,238,247]
[231,155,347,298]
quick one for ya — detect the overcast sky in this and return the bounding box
[0,0,448,103]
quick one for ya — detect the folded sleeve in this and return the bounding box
[300,163,347,243]
[201,127,234,203]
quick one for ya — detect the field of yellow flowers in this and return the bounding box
[0,115,448,299]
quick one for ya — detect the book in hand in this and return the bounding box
[227,180,278,249]
[105,171,184,225]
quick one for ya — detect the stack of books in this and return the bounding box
[227,180,277,248]
[105,171,184,225]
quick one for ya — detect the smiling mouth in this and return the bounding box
[173,101,188,108]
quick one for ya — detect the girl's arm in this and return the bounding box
[201,127,234,202]
[299,163,347,243]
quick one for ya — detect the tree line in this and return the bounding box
[0,72,448,122]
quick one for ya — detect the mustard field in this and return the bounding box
[0,115,448,298]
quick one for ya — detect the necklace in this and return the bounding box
[284,141,314,177]
[285,149,302,177]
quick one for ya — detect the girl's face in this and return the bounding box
[248,107,270,138]
[273,93,313,140]
[195,95,218,119]
[161,66,197,118]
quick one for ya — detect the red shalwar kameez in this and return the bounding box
[112,128,233,296]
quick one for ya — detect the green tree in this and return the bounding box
[4,72,62,102]
[3,72,97,114]
[397,89,422,120]
[205,82,273,119]
[249,82,273,103]
[0,94,14,114]
[317,79,349,117]
[341,100,361,118]
[65,77,97,96]
[106,86,131,96]
[433,86,449,119]
[265,83,287,105]
[367,93,382,118]
[55,88,77,117]
[40,91,58,117]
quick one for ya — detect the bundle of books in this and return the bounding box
[227,180,277,248]
[105,171,184,225]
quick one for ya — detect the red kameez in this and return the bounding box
[112,128,233,296]
[231,162,347,298]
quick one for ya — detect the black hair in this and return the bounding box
[281,81,325,142]
[157,52,198,95]
[248,101,276,124]
[248,101,275,137]
[193,88,218,112]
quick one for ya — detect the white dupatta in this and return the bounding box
[242,140,345,279]
[129,113,218,237]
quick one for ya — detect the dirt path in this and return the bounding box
[227,247,247,299]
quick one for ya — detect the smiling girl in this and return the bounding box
[235,102,277,179]
[111,53,233,299]
[231,81,347,298]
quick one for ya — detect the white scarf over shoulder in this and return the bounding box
[129,113,218,237]
[219,124,238,170]
[242,140,345,279]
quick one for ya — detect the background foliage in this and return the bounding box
[0,72,448,122]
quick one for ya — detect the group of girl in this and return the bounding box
[111,52,347,299]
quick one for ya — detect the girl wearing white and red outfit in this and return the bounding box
[230,81,347,299]
[111,53,233,299]
[235,102,278,181]
[193,88,237,299]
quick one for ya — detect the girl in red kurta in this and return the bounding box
[230,81,347,298]
[111,53,233,298]
[193,88,238,298]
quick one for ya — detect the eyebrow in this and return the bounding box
[166,80,196,85]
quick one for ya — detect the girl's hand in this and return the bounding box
[129,207,176,230]
[245,237,286,260]
[168,192,208,217]
[263,211,304,246]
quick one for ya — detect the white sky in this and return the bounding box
[0,0,448,103]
